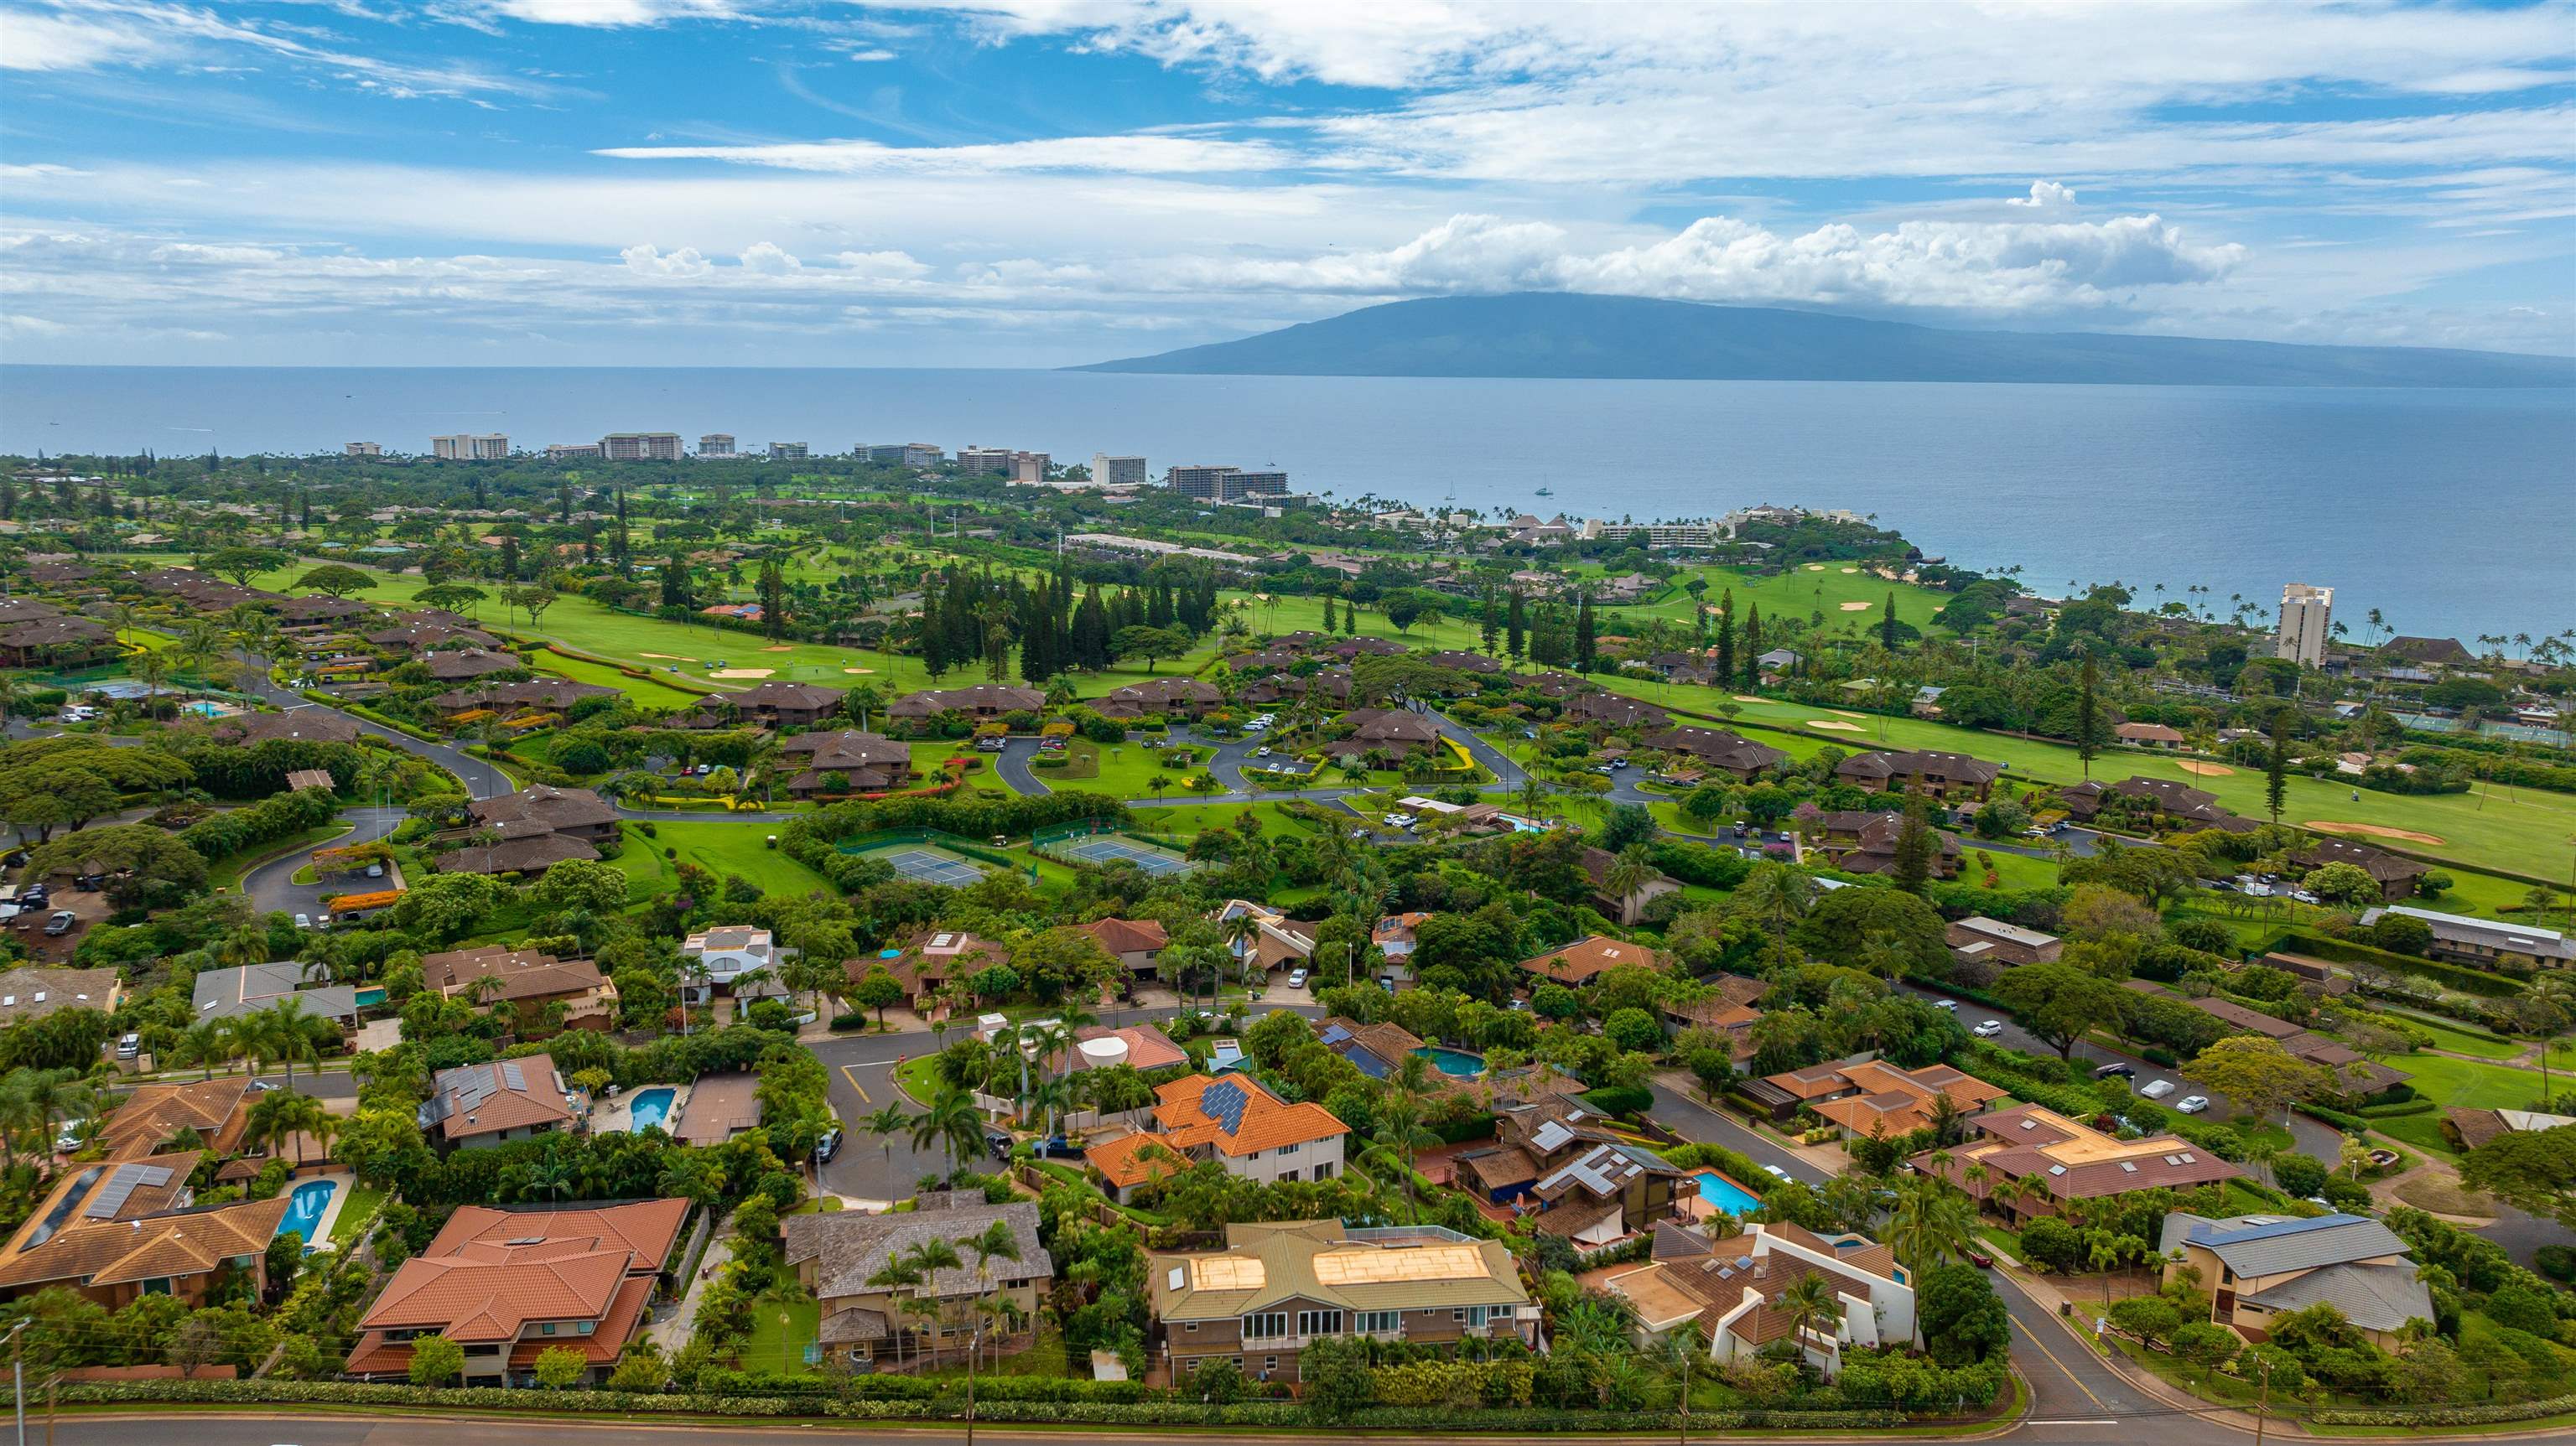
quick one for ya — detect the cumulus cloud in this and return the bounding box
[620,241,710,276]
[735,240,801,274]
[594,133,1289,174]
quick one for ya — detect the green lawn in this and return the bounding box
[532,650,709,709]
[208,823,350,894]
[2380,1051,2553,1111]
[2381,1012,2527,1061]
[612,821,835,899]
[2366,1110,2455,1158]
[739,1292,819,1375]
[329,1180,387,1246]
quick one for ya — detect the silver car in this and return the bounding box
[2175,1095,2210,1114]
[2138,1079,2176,1099]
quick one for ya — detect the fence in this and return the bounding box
[834,827,1019,870]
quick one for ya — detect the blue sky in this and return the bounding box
[3,0,2572,365]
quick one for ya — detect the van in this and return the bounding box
[813,1127,842,1164]
[115,1033,141,1061]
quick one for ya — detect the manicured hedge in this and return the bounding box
[2309,1394,2576,1427]
[2270,931,2526,997]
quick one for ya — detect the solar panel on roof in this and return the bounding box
[85,1163,174,1219]
[501,1060,526,1090]
[1202,1079,1249,1135]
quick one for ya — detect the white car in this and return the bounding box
[2139,1079,2177,1099]
[2175,1095,2210,1114]
[1971,1019,2004,1038]
[294,912,313,930]
[1761,1164,1793,1183]
[1254,746,1273,759]
[1932,999,1960,1012]
[1287,968,1310,990]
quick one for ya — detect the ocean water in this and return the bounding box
[3,366,2568,641]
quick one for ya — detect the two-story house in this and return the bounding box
[1455,1096,1686,1246]
[418,1056,579,1151]
[784,1192,1053,1371]
[1148,1221,1534,1386]
[680,925,776,1003]
[0,1152,287,1308]
[2158,1212,2433,1350]
[1598,1219,1916,1377]
[1083,1074,1348,1205]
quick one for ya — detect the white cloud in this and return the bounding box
[475,0,735,24]
[621,241,710,276]
[736,240,801,274]
[594,133,1290,174]
[833,249,931,280]
[4,0,558,97]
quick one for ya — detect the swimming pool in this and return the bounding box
[275,1178,336,1241]
[626,1087,676,1132]
[183,702,226,718]
[1411,1046,1484,1078]
[1692,1169,1762,1215]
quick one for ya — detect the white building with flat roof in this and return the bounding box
[1090,453,1148,487]
[2277,583,2333,667]
[431,433,510,460]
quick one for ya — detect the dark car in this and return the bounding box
[2094,1062,2136,1080]
[1964,1246,1995,1269]
[40,910,76,936]
[984,1128,1015,1160]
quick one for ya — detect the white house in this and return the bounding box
[1597,1220,1916,1377]
[681,925,775,1001]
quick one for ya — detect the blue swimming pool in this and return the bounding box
[1693,1169,1762,1215]
[183,702,226,718]
[1411,1046,1484,1078]
[275,1178,336,1240]
[626,1087,676,1132]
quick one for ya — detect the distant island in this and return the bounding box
[1072,292,2573,387]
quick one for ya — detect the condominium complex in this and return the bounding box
[345,442,382,457]
[2277,583,2333,666]
[1090,453,1149,487]
[1010,450,1052,484]
[430,433,511,460]
[864,443,943,467]
[545,443,604,460]
[699,433,737,457]
[601,433,683,462]
[1166,464,1291,502]
[769,442,808,461]
[957,445,1014,474]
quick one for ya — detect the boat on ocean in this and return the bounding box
[1535,486,1554,497]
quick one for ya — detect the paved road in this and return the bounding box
[240,806,404,918]
[241,673,515,801]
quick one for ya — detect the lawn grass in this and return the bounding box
[739,1292,819,1375]
[893,1054,943,1106]
[2386,1013,2528,1060]
[532,650,709,709]
[612,821,835,899]
[329,1180,387,1245]
[2384,1050,2553,1110]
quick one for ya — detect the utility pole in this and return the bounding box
[8,1319,23,1446]
[2251,1346,2270,1446]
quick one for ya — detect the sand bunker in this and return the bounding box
[1732,695,1766,705]
[1810,720,1866,732]
[763,645,794,652]
[1828,709,1867,718]
[843,667,877,675]
[641,652,698,662]
[1840,568,1858,574]
[1804,563,1826,571]
[2176,759,2235,776]
[2307,821,2446,847]
[1838,601,1871,611]
[709,668,776,680]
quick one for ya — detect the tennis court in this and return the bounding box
[875,846,987,887]
[1052,834,1197,874]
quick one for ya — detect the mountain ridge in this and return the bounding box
[1071,293,2571,387]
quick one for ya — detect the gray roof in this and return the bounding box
[190,961,360,1024]
[782,1197,1052,1302]
[2159,1211,2412,1278]
[2241,1262,2434,1333]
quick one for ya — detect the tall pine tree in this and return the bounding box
[2265,709,2291,824]
[1506,590,1526,662]
[1320,593,1337,633]
[1741,604,1763,689]
[2075,651,2101,780]
[1714,588,1737,682]
[1480,586,1501,656]
[1574,593,1597,672]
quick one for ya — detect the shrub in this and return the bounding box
[2272,1153,2329,1199]
[2533,1245,2574,1283]
[1578,1085,1652,1118]
[2018,1215,2085,1274]
[2108,1296,2182,1348]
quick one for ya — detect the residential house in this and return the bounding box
[2290,839,2429,899]
[419,945,615,1030]
[1597,1220,1915,1376]
[1810,811,1961,878]
[1371,911,1430,989]
[671,1071,766,1148]
[886,684,1044,721]
[1326,707,1441,760]
[1455,1096,1685,1245]
[1148,1221,1533,1385]
[0,614,113,667]
[1832,749,2001,801]
[1578,847,1681,925]
[421,648,524,682]
[366,620,500,653]
[418,1055,579,1150]
[346,1199,690,1385]
[2158,1212,2433,1350]
[2442,1107,2575,1153]
[1945,916,2063,968]
[0,966,121,1028]
[1213,899,1316,973]
[206,708,361,747]
[1657,994,1762,1060]
[2119,981,2412,1096]
[1564,693,1672,730]
[681,925,776,1002]
[1416,650,1504,676]
[467,785,620,842]
[1910,1104,2241,1221]
[188,960,361,1035]
[448,785,620,877]
[1083,1074,1348,1205]
[0,1156,286,1308]
[1062,1024,1189,1079]
[785,1192,1054,1371]
[1097,678,1220,718]
[842,930,1007,1023]
[1642,726,1787,780]
[691,682,844,731]
[427,678,618,717]
[1519,935,1665,987]
[2380,636,2473,670]
[96,1078,252,1159]
[2058,776,2255,832]
[1315,1018,1431,1079]
[2356,905,2575,969]
[2114,723,2187,749]
[1742,1056,2007,1141]
[1073,917,1168,979]
[778,729,910,796]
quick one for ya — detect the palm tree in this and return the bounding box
[2087,1232,2124,1314]
[910,1083,984,1181]
[265,998,335,1088]
[247,1088,327,1168]
[1603,844,1660,920]
[860,1102,912,1179]
[894,1237,964,1365]
[959,1217,1021,1427]
[1774,1272,1841,1371]
[177,1018,236,1081]
[1885,1176,1976,1281]
[862,1253,924,1371]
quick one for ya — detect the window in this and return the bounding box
[1183,1321,1198,1333]
[1466,1306,1493,1329]
[1356,1311,1401,1335]
[1276,1140,1296,1155]
[575,1321,593,1335]
[1451,1309,1465,1322]
[1296,1309,1343,1338]
[1243,1312,1290,1341]
[540,1323,557,1335]
[1265,1356,1278,1372]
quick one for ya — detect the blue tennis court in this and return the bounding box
[879,847,986,887]
[1055,835,1196,874]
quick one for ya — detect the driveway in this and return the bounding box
[236,667,515,801]
[240,806,403,918]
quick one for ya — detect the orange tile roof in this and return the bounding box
[1152,1073,1349,1157]
[1084,1132,1189,1191]
[1519,935,1664,985]
[430,1200,690,1267]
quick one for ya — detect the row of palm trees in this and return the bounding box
[168,997,342,1088]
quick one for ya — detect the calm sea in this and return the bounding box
[3,365,2568,643]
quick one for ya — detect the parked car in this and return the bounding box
[293,913,312,930]
[18,884,48,907]
[365,863,384,878]
[41,910,76,936]
[248,1080,278,1093]
[2175,1095,2210,1114]
[1761,1164,1794,1183]
[814,1127,842,1163]
[1971,1019,2004,1038]
[2139,1079,2177,1099]
[54,1119,88,1152]
[1254,746,1273,759]
[2095,1062,2136,1080]
[115,1033,140,1060]
[1932,999,1960,1012]
[1963,1246,1995,1269]
[1287,968,1310,990]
